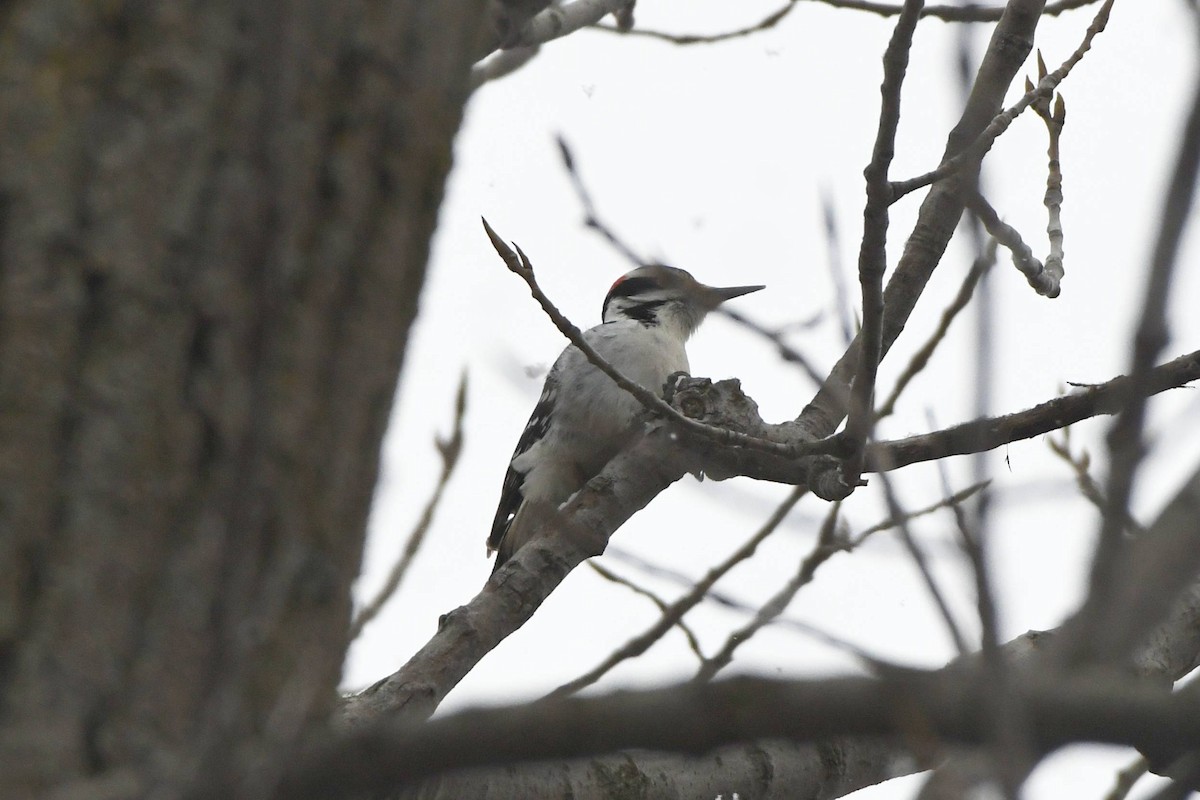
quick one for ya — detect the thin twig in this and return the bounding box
[821,188,856,347]
[481,218,841,459]
[549,486,806,698]
[605,548,895,670]
[876,470,970,655]
[890,0,1115,200]
[691,478,988,681]
[875,241,996,421]
[842,0,925,488]
[556,137,646,266]
[1047,430,1146,537]
[966,192,1059,297]
[693,501,847,682]
[718,306,829,388]
[589,562,706,661]
[348,374,468,641]
[796,0,1048,442]
[1028,51,1068,291]
[933,446,1033,797]
[849,479,989,546]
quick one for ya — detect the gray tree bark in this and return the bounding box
[0,2,488,796]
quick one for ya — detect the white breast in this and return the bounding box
[514,320,689,507]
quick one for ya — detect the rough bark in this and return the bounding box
[0,1,488,795]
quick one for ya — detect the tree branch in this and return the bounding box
[324,465,1200,800]
[349,375,467,641]
[842,0,925,489]
[865,350,1200,473]
[286,673,1200,800]
[338,422,696,727]
[890,0,1114,202]
[797,0,1046,441]
[1074,49,1200,668]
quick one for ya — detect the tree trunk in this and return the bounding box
[0,1,488,795]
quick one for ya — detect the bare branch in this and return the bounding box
[718,306,831,388]
[875,241,995,421]
[470,45,540,89]
[340,422,697,727]
[1104,757,1151,800]
[822,188,856,347]
[877,471,971,655]
[867,350,1200,474]
[966,191,1059,297]
[890,0,1114,201]
[608,549,905,671]
[395,739,907,800]
[1029,53,1068,290]
[281,673,1200,800]
[849,480,989,545]
[841,0,925,489]
[593,0,800,44]
[500,0,639,50]
[1048,430,1146,537]
[693,501,846,682]
[550,486,806,697]
[356,499,1200,800]
[798,0,1046,441]
[1052,455,1200,672]
[555,137,646,266]
[588,562,706,662]
[349,375,468,641]
[933,456,1033,798]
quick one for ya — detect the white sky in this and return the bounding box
[346,2,1200,797]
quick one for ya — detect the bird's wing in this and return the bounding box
[487,376,558,555]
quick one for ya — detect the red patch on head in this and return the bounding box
[608,275,627,294]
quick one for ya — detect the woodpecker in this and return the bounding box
[488,264,764,570]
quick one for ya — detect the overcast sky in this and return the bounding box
[346,3,1200,797]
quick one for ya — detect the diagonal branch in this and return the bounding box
[556,137,646,266]
[877,471,971,655]
[339,421,697,727]
[588,562,707,662]
[349,375,468,641]
[875,241,995,421]
[692,501,845,682]
[550,486,807,697]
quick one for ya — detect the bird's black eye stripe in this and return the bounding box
[608,277,658,299]
[622,300,666,324]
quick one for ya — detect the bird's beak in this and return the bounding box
[706,283,765,305]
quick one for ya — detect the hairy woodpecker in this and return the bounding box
[488,264,763,570]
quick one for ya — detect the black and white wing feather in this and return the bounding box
[487,378,557,556]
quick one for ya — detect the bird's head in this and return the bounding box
[601,264,764,338]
